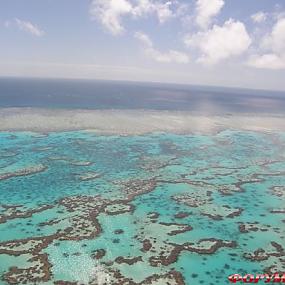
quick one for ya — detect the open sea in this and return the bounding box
[0,77,285,113]
[0,78,285,285]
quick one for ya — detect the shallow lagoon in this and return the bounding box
[0,130,284,284]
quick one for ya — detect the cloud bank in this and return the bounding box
[89,0,181,35]
[248,17,285,69]
[89,0,285,70]
[184,19,251,65]
[135,31,189,63]
[195,0,224,29]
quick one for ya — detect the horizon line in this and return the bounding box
[0,75,284,94]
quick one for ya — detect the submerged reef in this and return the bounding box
[0,130,284,284]
[0,165,47,181]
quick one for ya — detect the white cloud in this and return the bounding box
[147,49,190,63]
[133,0,175,23]
[90,0,183,35]
[248,54,285,70]
[185,19,251,65]
[155,2,174,23]
[251,11,267,23]
[134,31,153,46]
[89,0,133,35]
[131,0,152,16]
[248,18,285,70]
[195,0,225,29]
[135,31,189,63]
[262,18,285,54]
[14,18,45,37]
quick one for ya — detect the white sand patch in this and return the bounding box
[0,108,284,134]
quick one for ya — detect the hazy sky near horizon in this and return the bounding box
[1,0,285,90]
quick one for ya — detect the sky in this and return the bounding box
[0,0,285,91]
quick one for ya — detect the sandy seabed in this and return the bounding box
[0,108,284,134]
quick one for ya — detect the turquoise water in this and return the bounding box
[0,130,284,284]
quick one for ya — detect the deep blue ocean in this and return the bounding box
[0,77,285,113]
